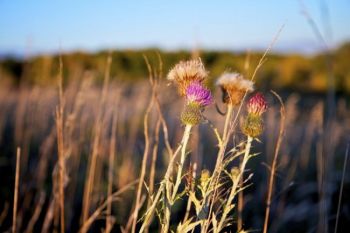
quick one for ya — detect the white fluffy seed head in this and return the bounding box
[216,72,254,92]
[167,58,209,96]
[216,72,255,105]
[167,58,208,82]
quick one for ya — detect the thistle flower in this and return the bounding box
[167,58,208,96]
[216,72,254,105]
[181,82,213,125]
[241,93,268,138]
[247,92,268,116]
[186,82,213,106]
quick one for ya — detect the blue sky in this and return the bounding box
[0,0,349,55]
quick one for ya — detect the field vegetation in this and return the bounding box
[0,43,349,233]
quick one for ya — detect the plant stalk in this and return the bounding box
[163,124,192,232]
[216,136,253,232]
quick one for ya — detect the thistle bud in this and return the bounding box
[200,169,211,188]
[230,167,240,180]
[241,93,268,137]
[247,92,268,116]
[181,102,202,126]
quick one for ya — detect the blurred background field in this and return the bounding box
[1,1,350,232]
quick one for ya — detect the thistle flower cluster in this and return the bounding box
[140,59,270,233]
[167,59,213,125]
[216,72,254,106]
[241,93,268,138]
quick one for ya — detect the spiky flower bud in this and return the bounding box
[181,82,213,125]
[241,93,268,137]
[181,102,202,126]
[230,167,240,180]
[247,92,268,116]
[241,113,264,138]
[167,58,208,96]
[200,169,211,188]
[216,72,254,106]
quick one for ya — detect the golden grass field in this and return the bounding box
[0,52,349,233]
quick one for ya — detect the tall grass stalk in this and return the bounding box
[79,180,139,233]
[12,147,21,233]
[106,107,118,233]
[262,91,285,233]
[56,55,65,233]
[82,54,112,226]
[131,79,155,233]
[24,192,46,233]
[334,142,349,233]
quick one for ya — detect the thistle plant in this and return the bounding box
[164,61,212,232]
[195,73,254,230]
[139,58,212,233]
[186,89,267,233]
[203,93,267,233]
[215,72,254,153]
[138,60,269,233]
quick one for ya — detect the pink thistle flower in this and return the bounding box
[185,82,213,107]
[247,93,267,116]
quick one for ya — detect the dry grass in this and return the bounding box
[0,53,349,232]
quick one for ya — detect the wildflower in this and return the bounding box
[167,58,208,96]
[181,82,213,125]
[216,72,254,105]
[186,82,212,106]
[241,93,268,138]
[247,92,268,116]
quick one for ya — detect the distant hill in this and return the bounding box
[1,42,350,94]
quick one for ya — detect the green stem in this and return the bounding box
[200,105,234,232]
[216,136,253,232]
[172,124,192,201]
[163,124,192,232]
[223,104,233,143]
[213,104,234,177]
[139,125,192,233]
